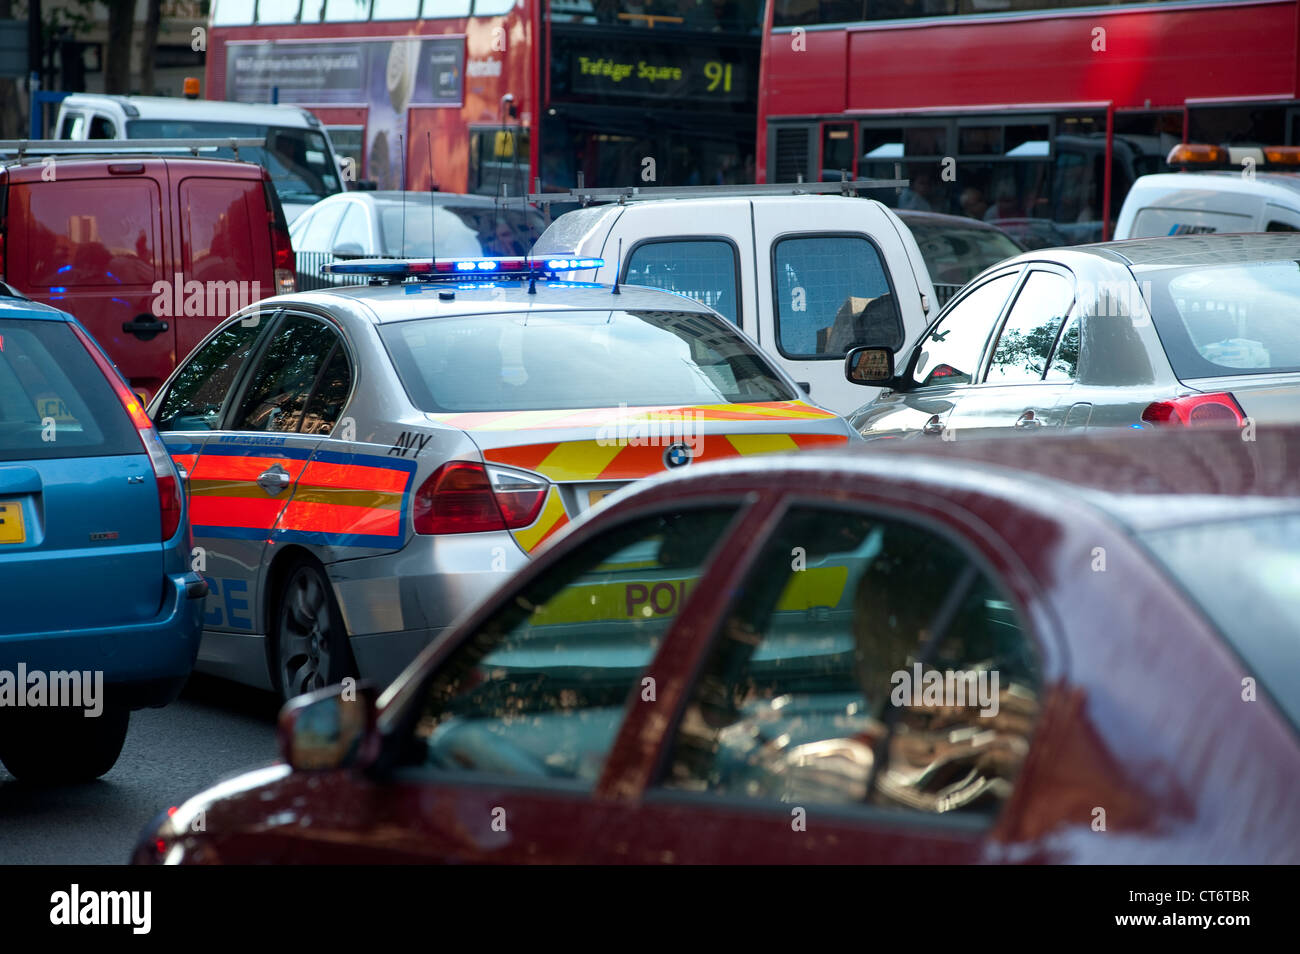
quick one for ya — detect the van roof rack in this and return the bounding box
[521,174,909,207]
[0,139,267,161]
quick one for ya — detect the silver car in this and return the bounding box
[844,232,1300,438]
[149,260,857,700]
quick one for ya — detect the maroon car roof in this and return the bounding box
[652,427,1300,533]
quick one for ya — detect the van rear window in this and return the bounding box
[17,181,160,287]
[0,318,141,461]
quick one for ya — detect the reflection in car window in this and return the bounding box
[773,236,902,358]
[985,270,1073,384]
[407,507,741,788]
[1044,313,1081,382]
[234,316,339,433]
[155,320,264,432]
[382,310,794,412]
[301,343,352,435]
[296,203,347,254]
[126,121,342,204]
[663,507,1040,817]
[1148,261,1300,376]
[626,240,740,326]
[904,220,1023,286]
[911,273,1016,387]
[0,319,135,461]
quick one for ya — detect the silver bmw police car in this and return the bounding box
[150,256,857,700]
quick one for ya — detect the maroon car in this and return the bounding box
[134,428,1300,864]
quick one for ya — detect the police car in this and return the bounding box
[148,256,857,700]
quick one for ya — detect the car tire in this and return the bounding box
[272,557,357,702]
[0,706,130,784]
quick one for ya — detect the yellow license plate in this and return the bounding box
[0,500,25,544]
[588,489,614,508]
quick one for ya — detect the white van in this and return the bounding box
[531,192,936,414]
[1114,171,1300,239]
[54,94,346,222]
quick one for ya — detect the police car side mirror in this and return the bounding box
[845,346,895,386]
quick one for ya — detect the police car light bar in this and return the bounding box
[322,256,604,278]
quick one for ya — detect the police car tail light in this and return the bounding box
[1141,393,1245,428]
[414,461,548,534]
[322,256,604,278]
[70,322,183,541]
[485,465,549,528]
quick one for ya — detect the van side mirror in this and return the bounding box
[845,346,895,386]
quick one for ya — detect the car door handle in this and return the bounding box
[122,315,169,341]
[922,414,945,435]
[1014,410,1043,428]
[256,464,292,496]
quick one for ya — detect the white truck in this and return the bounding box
[530,184,937,414]
[54,94,346,222]
[1115,171,1300,239]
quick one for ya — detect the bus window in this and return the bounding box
[213,0,255,24]
[323,0,371,21]
[257,0,301,22]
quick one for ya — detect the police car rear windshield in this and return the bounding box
[381,310,796,412]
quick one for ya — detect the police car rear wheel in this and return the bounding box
[0,705,130,783]
[274,560,357,702]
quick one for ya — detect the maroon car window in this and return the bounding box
[661,506,1041,818]
[407,506,741,788]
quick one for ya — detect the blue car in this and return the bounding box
[0,287,206,783]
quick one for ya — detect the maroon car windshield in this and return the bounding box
[1141,512,1300,730]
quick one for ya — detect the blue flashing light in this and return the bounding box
[56,265,71,274]
[323,256,604,279]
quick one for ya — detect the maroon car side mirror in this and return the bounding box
[277,682,381,772]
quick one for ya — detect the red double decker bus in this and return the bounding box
[756,0,1300,243]
[205,0,763,195]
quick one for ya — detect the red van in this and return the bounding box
[0,150,294,399]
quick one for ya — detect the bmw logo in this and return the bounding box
[663,442,693,469]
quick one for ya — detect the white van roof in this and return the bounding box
[59,94,321,129]
[1127,171,1300,203]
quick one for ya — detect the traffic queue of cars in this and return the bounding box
[2,152,1298,862]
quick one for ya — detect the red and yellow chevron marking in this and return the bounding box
[511,486,569,553]
[487,432,848,484]
[428,401,838,432]
[273,459,409,538]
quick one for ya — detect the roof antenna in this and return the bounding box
[612,237,622,295]
[427,131,436,265]
[399,133,407,261]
